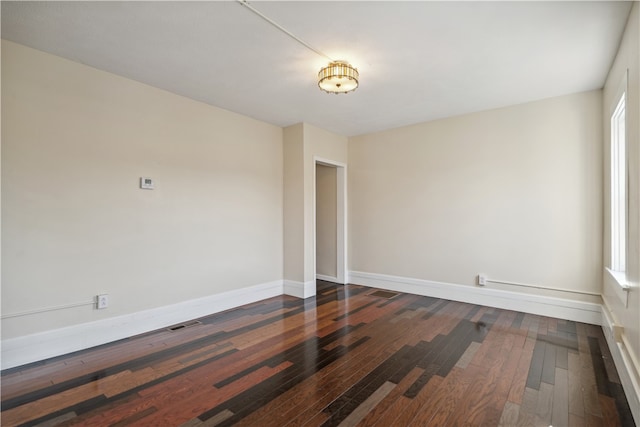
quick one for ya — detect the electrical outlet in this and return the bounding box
[97,294,109,309]
[477,274,487,286]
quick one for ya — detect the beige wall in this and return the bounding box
[602,2,640,389]
[316,164,337,278]
[283,123,347,290]
[304,124,347,284]
[349,90,602,301]
[1,41,284,338]
[283,124,305,283]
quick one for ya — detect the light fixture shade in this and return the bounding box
[318,61,359,94]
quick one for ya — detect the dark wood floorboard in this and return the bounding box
[1,281,635,426]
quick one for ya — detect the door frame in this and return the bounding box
[313,157,347,284]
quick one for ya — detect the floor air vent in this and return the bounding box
[369,290,400,299]
[168,320,202,331]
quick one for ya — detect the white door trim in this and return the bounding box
[314,157,347,284]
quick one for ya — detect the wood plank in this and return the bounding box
[201,409,234,426]
[581,360,603,418]
[498,401,520,427]
[454,341,481,370]
[536,382,555,426]
[480,332,524,426]
[445,331,513,426]
[370,375,444,426]
[586,413,605,427]
[403,367,471,426]
[516,387,538,427]
[568,351,585,418]
[525,340,546,390]
[356,367,423,426]
[507,336,536,404]
[598,394,621,427]
[552,367,569,427]
[336,381,395,427]
[540,339,557,385]
[569,413,586,427]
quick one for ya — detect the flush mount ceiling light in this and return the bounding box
[238,0,360,95]
[318,61,359,94]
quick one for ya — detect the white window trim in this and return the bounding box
[610,90,626,273]
[606,70,630,305]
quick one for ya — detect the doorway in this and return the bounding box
[314,158,346,284]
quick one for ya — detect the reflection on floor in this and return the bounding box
[1,281,634,426]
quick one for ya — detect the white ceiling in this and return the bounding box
[1,1,633,136]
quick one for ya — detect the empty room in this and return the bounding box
[1,1,639,426]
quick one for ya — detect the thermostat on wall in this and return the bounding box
[140,177,155,190]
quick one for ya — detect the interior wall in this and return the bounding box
[1,40,284,339]
[303,124,347,284]
[282,123,347,296]
[316,164,337,279]
[602,2,640,393]
[283,124,305,284]
[348,90,602,302]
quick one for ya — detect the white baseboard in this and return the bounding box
[348,271,602,325]
[601,305,640,426]
[283,279,316,299]
[1,280,284,370]
[316,274,339,283]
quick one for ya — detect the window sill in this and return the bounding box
[606,268,630,290]
[606,268,631,308]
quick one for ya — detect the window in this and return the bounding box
[610,91,626,273]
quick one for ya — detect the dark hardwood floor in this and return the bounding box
[1,281,634,426]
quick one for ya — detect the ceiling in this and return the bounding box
[1,1,633,136]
